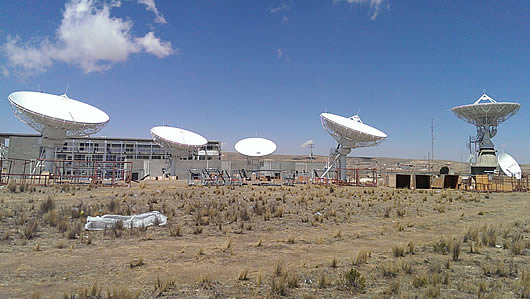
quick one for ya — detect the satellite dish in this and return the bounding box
[7,91,109,172]
[235,137,277,157]
[320,113,387,180]
[150,126,207,153]
[452,93,520,175]
[150,126,208,176]
[321,113,387,148]
[301,139,313,148]
[8,91,109,139]
[498,153,522,179]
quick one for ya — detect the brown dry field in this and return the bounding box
[0,181,529,298]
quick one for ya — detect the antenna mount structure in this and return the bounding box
[7,91,109,173]
[452,93,520,175]
[320,113,387,181]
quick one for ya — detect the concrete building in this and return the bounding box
[1,133,324,183]
[0,133,221,180]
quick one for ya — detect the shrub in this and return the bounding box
[169,224,182,237]
[510,239,524,255]
[381,262,399,277]
[392,244,405,257]
[343,268,366,292]
[108,198,120,213]
[67,222,82,239]
[331,257,338,268]
[287,272,299,288]
[24,219,39,239]
[401,259,413,274]
[238,269,248,281]
[7,180,17,193]
[354,249,370,265]
[432,238,449,255]
[519,270,530,298]
[45,209,58,227]
[19,183,29,193]
[425,285,440,297]
[451,238,462,261]
[384,206,391,218]
[319,273,326,289]
[408,241,415,254]
[413,275,428,288]
[57,217,69,233]
[481,226,497,247]
[129,257,144,268]
[112,220,123,238]
[270,275,287,296]
[274,260,285,277]
[388,280,400,294]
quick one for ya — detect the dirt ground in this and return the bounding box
[0,181,528,298]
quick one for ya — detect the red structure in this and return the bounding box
[0,157,131,186]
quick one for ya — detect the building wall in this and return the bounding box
[2,133,325,182]
[5,136,41,175]
[1,133,221,179]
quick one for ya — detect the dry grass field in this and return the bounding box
[0,180,528,298]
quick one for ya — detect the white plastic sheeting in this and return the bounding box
[85,211,167,231]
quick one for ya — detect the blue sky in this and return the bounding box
[0,0,528,162]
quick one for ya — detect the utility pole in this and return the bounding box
[431,118,434,170]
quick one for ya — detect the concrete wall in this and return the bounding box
[6,136,41,175]
[7,136,41,161]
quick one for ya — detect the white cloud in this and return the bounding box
[281,15,289,24]
[136,32,174,58]
[137,0,167,24]
[270,2,291,14]
[1,0,175,74]
[335,0,387,20]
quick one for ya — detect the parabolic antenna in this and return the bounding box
[321,113,387,149]
[7,91,109,172]
[8,91,109,139]
[451,93,520,175]
[320,113,387,181]
[452,94,520,128]
[150,126,208,176]
[150,126,208,152]
[235,138,277,157]
[498,153,522,180]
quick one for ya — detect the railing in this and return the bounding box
[0,157,131,186]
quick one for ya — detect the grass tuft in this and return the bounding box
[354,249,370,265]
[24,219,38,239]
[343,268,366,292]
[130,257,144,268]
[237,269,248,281]
[392,244,405,257]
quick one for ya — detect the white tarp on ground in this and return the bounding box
[85,211,167,231]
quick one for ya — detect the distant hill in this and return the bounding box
[221,152,529,174]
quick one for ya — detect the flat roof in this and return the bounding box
[0,133,220,144]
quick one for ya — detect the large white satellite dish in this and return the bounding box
[320,113,387,181]
[150,126,208,176]
[7,91,109,172]
[497,153,522,180]
[150,126,208,152]
[235,137,277,157]
[452,93,520,175]
[8,91,109,139]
